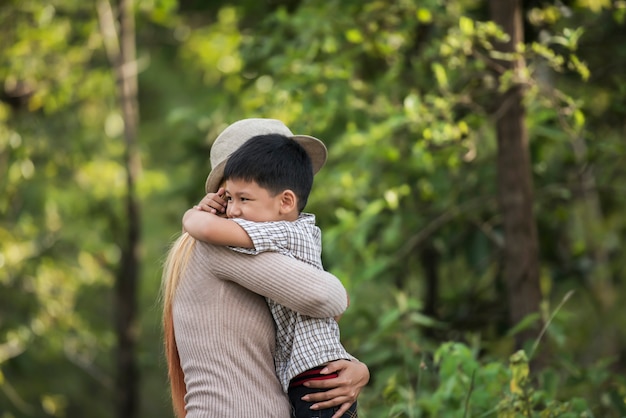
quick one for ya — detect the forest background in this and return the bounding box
[1,0,626,417]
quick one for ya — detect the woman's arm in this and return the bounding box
[198,242,347,318]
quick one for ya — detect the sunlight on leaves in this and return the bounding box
[576,0,611,12]
[41,394,67,416]
[416,8,432,24]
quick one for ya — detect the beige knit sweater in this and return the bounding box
[173,241,348,417]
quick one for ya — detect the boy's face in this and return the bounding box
[224,178,283,222]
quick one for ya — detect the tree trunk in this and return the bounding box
[489,0,543,351]
[570,135,617,361]
[571,135,614,309]
[420,244,440,339]
[420,245,439,318]
[116,0,141,416]
[97,0,141,417]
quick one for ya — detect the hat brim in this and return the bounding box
[205,134,327,193]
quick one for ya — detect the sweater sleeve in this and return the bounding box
[196,241,347,318]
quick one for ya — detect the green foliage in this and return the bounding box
[0,1,177,416]
[341,279,624,417]
[357,339,600,418]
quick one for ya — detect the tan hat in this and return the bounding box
[205,118,327,193]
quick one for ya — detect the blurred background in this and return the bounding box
[1,0,625,416]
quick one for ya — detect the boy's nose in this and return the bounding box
[227,202,240,217]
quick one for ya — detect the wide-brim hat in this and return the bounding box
[205,118,327,193]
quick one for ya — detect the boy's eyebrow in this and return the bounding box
[224,189,249,197]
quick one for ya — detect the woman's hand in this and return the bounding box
[301,359,369,418]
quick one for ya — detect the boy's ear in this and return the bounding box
[279,190,298,213]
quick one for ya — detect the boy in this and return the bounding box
[182,133,358,418]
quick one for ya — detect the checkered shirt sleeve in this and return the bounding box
[229,213,323,270]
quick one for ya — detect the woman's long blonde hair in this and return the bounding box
[161,232,197,418]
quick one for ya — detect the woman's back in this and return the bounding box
[173,242,291,417]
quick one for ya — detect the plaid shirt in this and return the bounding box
[230,213,351,392]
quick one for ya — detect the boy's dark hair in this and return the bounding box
[223,133,314,211]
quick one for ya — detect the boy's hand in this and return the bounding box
[194,187,227,215]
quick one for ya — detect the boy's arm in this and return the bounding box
[182,209,253,248]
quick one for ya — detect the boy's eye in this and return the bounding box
[225,196,232,202]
